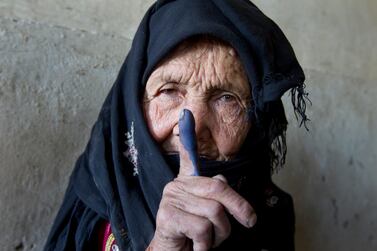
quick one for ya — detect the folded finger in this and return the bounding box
[175,176,257,228]
[157,202,214,250]
[166,190,231,247]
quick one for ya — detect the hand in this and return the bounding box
[147,141,257,251]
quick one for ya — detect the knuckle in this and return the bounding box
[207,178,227,195]
[156,204,175,224]
[156,209,168,224]
[194,220,212,238]
[162,181,178,196]
[208,201,224,218]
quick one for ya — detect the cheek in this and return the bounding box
[143,100,179,142]
[213,109,250,155]
[214,101,245,124]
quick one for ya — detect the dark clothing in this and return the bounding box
[219,183,296,251]
[47,178,295,251]
[44,0,305,250]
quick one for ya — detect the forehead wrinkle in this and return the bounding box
[161,60,196,86]
[153,41,250,96]
[190,46,248,95]
[178,47,218,89]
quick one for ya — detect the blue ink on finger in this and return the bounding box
[178,109,200,176]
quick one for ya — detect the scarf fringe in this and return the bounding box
[290,83,311,130]
[268,116,287,173]
[257,81,310,173]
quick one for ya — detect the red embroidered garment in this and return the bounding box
[98,221,118,251]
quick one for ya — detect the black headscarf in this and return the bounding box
[44,0,307,250]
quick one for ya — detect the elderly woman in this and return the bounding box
[44,0,308,250]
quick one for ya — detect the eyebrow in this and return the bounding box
[161,74,228,87]
[161,75,249,98]
[161,74,184,85]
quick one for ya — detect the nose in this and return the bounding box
[182,101,212,142]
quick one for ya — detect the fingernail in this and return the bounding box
[212,174,228,184]
[179,109,185,120]
[247,214,257,228]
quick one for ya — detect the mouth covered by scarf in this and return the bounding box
[44,0,308,250]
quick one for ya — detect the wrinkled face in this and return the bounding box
[143,39,251,161]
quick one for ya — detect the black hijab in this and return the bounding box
[44,0,307,250]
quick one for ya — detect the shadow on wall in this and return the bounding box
[276,67,377,250]
[0,17,131,250]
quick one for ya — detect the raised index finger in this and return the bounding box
[178,109,200,176]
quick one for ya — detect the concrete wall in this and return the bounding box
[0,0,375,250]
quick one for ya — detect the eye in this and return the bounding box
[160,88,177,95]
[219,93,237,102]
[158,82,180,96]
[157,84,182,104]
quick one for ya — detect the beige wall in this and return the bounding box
[0,0,376,250]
